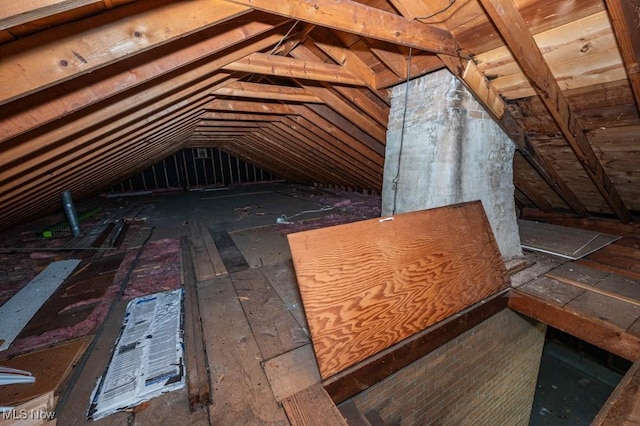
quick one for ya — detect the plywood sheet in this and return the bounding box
[518,220,621,260]
[287,201,507,379]
[0,336,92,407]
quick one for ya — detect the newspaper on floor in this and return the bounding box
[87,289,184,420]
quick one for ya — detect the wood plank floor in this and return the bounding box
[510,256,640,361]
[44,187,639,424]
[52,186,333,425]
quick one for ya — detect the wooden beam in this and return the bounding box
[437,57,590,217]
[604,0,640,114]
[593,356,640,426]
[0,73,238,189]
[213,81,322,103]
[223,0,465,57]
[0,0,103,30]
[478,0,632,223]
[0,0,251,105]
[222,52,365,85]
[391,1,589,218]
[1,26,286,171]
[323,291,508,404]
[293,81,386,143]
[307,27,377,88]
[513,169,554,212]
[0,14,290,141]
[207,98,296,115]
[508,290,640,361]
[545,273,640,308]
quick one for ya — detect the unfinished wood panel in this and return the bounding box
[198,277,288,425]
[0,391,55,426]
[516,276,585,307]
[323,291,508,404]
[17,253,124,341]
[210,226,250,273]
[287,201,507,379]
[261,261,309,330]
[0,337,91,406]
[281,382,347,426]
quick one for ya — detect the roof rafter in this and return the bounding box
[604,0,640,114]
[386,0,590,217]
[213,81,323,103]
[0,0,251,106]
[0,13,291,141]
[222,0,466,57]
[222,52,366,85]
[478,0,632,222]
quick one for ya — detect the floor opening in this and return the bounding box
[530,327,631,425]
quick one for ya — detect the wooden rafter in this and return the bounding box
[222,52,365,85]
[386,0,590,217]
[307,27,378,88]
[604,0,640,113]
[478,0,631,222]
[0,23,290,169]
[0,0,251,106]
[513,170,554,212]
[213,81,322,103]
[223,0,466,57]
[0,14,291,141]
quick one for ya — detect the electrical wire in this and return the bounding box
[391,48,412,215]
[276,206,334,224]
[269,20,300,55]
[415,0,456,23]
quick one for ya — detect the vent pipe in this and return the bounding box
[61,190,81,237]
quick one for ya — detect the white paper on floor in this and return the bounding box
[87,289,184,420]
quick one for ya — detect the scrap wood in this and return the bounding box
[545,273,640,308]
[0,337,92,407]
[180,237,210,410]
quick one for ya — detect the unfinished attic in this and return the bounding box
[1,0,640,424]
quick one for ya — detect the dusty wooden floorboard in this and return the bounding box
[55,300,132,426]
[261,261,309,330]
[198,276,288,425]
[231,268,309,361]
[281,383,347,426]
[263,343,321,402]
[210,226,250,273]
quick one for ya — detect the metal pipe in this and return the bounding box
[61,190,81,237]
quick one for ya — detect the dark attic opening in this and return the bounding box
[1,0,640,424]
